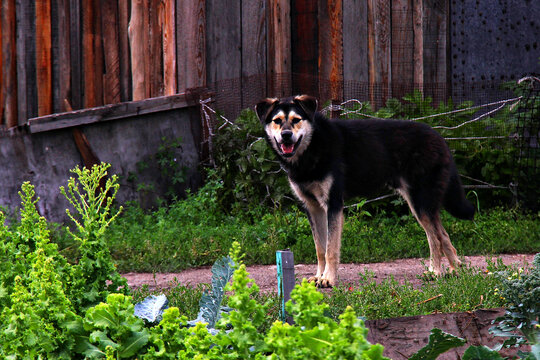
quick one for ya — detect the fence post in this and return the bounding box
[276,249,295,324]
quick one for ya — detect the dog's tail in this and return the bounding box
[443,165,475,220]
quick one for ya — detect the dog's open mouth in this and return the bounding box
[278,135,302,157]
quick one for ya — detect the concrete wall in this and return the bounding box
[0,106,202,223]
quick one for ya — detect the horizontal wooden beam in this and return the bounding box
[28,93,201,133]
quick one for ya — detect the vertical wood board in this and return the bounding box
[367,0,391,107]
[413,0,424,92]
[15,0,38,123]
[36,0,53,116]
[176,0,206,91]
[292,0,318,96]
[101,0,121,104]
[129,0,146,100]
[267,0,291,97]
[69,0,82,109]
[206,0,241,84]
[52,0,71,113]
[318,0,343,102]
[163,0,176,95]
[2,0,18,127]
[118,0,131,102]
[343,0,368,99]
[391,0,414,99]
[241,0,266,107]
[82,0,104,107]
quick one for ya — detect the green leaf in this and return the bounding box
[117,330,150,358]
[409,328,467,360]
[462,345,504,360]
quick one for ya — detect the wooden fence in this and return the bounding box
[0,0,449,128]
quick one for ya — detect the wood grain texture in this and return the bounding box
[69,0,82,109]
[118,0,131,102]
[413,0,424,93]
[318,0,343,102]
[0,2,4,125]
[176,0,206,91]
[101,0,121,104]
[292,0,318,96]
[129,0,146,100]
[391,0,414,100]
[343,0,368,99]
[206,0,241,84]
[52,0,71,113]
[241,0,266,107]
[15,0,37,123]
[147,0,163,97]
[35,0,52,116]
[2,0,18,127]
[267,0,291,97]
[162,0,176,95]
[28,94,194,133]
[82,0,103,108]
[368,0,391,107]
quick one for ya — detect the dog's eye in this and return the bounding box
[273,118,282,125]
[291,118,301,124]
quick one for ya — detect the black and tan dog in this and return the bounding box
[256,95,475,288]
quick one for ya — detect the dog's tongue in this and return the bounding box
[281,143,294,154]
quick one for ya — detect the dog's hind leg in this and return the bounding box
[433,216,462,272]
[305,204,328,282]
[398,185,443,275]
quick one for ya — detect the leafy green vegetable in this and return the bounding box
[409,328,467,360]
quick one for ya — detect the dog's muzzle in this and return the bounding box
[278,130,302,157]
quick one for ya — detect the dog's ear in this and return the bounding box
[255,98,279,123]
[294,95,318,119]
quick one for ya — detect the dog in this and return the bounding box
[255,95,475,288]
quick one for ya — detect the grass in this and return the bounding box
[54,197,539,273]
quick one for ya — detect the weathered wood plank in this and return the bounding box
[2,0,18,127]
[391,0,414,100]
[52,0,71,113]
[413,0,424,93]
[241,0,266,107]
[28,93,196,133]
[0,2,4,125]
[70,0,82,109]
[15,0,37,123]
[291,0,318,96]
[206,0,241,84]
[368,0,391,108]
[176,0,206,91]
[118,0,131,102]
[319,0,343,102]
[148,0,163,97]
[267,0,291,97]
[101,0,121,105]
[36,0,53,116]
[422,0,448,103]
[129,0,146,101]
[82,0,104,107]
[162,0,176,95]
[343,0,368,100]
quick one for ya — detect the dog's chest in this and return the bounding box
[289,175,333,210]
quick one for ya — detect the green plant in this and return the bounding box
[211,109,293,214]
[73,293,150,359]
[60,163,128,312]
[490,252,540,359]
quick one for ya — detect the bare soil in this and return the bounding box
[123,253,535,292]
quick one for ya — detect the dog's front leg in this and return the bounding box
[305,204,328,283]
[319,205,343,288]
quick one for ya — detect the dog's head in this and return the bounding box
[255,95,318,161]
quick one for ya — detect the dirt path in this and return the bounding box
[123,254,535,292]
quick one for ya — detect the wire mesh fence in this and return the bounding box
[203,74,539,209]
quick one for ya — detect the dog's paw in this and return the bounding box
[316,278,334,288]
[307,276,320,283]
